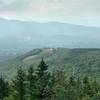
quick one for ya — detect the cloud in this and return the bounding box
[0,0,30,11]
[0,0,100,26]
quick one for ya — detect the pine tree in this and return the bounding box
[36,58,48,78]
[68,76,76,86]
[66,76,78,100]
[0,75,9,100]
[27,66,36,100]
[76,77,83,99]
[35,59,52,99]
[12,67,26,100]
[83,76,95,97]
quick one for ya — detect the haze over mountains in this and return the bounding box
[0,18,100,61]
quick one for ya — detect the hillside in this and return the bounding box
[0,48,100,80]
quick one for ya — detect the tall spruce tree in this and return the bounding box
[27,66,35,100]
[12,67,26,100]
[36,58,48,78]
[35,59,52,99]
[66,76,78,100]
[0,75,9,100]
[83,76,95,97]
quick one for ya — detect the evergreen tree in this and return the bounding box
[66,76,78,100]
[83,76,95,97]
[76,77,83,99]
[35,59,52,99]
[12,67,26,100]
[69,76,76,86]
[0,75,9,100]
[92,78,100,94]
[36,58,48,78]
[50,70,67,100]
[27,66,36,100]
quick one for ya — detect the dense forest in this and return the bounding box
[0,59,100,100]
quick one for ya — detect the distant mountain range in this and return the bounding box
[0,18,100,60]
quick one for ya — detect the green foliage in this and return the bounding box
[36,58,48,78]
[83,76,95,97]
[27,66,35,100]
[0,76,9,100]
[1,59,100,100]
[12,67,26,100]
[2,48,100,81]
[34,59,53,99]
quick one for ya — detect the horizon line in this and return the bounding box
[0,17,100,28]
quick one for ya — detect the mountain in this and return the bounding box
[1,20,100,49]
[1,48,100,81]
[1,19,100,61]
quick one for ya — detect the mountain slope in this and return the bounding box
[0,48,100,80]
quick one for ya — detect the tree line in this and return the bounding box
[0,59,100,100]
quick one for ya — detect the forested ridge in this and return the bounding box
[0,59,100,100]
[1,48,100,81]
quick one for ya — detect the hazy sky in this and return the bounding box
[0,0,100,26]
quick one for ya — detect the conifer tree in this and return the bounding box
[36,58,48,78]
[0,75,9,100]
[12,67,26,100]
[83,76,95,97]
[66,76,78,100]
[76,77,83,99]
[27,66,35,100]
[35,59,51,99]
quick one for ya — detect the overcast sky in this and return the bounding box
[0,0,100,26]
